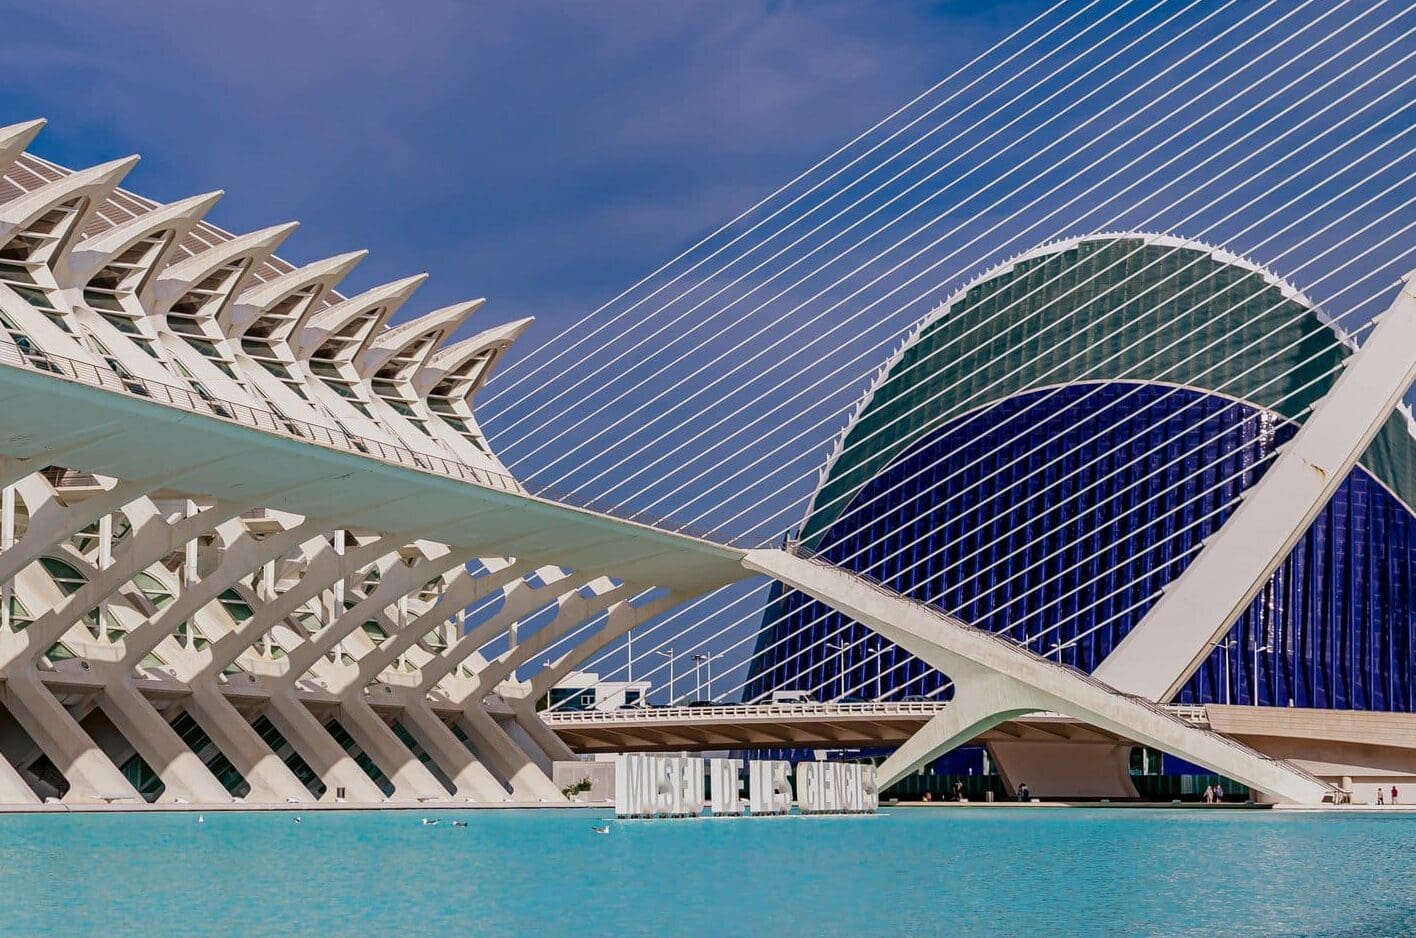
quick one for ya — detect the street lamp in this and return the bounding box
[826,641,847,700]
[626,628,634,685]
[1252,642,1272,706]
[691,653,707,702]
[1209,637,1238,705]
[656,648,675,705]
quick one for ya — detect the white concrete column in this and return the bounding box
[398,702,510,801]
[97,681,233,804]
[456,705,564,801]
[185,682,313,803]
[508,702,576,765]
[0,668,141,803]
[335,695,451,803]
[261,692,386,803]
[1096,273,1416,701]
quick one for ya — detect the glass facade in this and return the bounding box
[748,236,1416,714]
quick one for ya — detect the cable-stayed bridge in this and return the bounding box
[0,1,1412,808]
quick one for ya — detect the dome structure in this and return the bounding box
[749,233,1416,714]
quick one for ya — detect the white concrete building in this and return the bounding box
[0,120,1406,809]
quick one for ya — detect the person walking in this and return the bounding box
[1377,787,1385,805]
[1393,785,1400,805]
[1017,782,1031,802]
[1203,785,1214,804]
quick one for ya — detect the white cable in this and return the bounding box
[511,0,1384,481]
[557,215,1410,714]
[506,0,1322,473]
[492,0,1214,441]
[799,157,1416,578]
[541,0,1321,496]
[734,240,1408,705]
[688,62,1416,546]
[467,12,1416,705]
[481,0,1084,407]
[567,233,1410,708]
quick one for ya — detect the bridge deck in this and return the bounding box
[542,701,1211,753]
[0,349,749,594]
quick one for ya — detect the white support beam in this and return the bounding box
[743,548,1335,804]
[1095,273,1416,702]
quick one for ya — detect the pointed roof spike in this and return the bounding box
[356,298,484,379]
[413,316,533,396]
[60,190,224,291]
[0,154,140,254]
[0,119,46,176]
[223,248,367,338]
[294,272,427,360]
[150,221,299,317]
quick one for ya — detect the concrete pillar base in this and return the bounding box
[458,705,564,802]
[98,681,233,804]
[988,739,1140,799]
[0,668,141,804]
[337,696,451,803]
[186,682,314,804]
[401,703,512,802]
[262,693,386,804]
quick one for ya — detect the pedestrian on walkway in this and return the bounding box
[1393,785,1400,805]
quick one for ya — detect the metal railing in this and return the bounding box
[779,543,1335,792]
[0,337,751,545]
[541,700,951,723]
[541,699,1212,726]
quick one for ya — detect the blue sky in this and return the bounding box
[0,0,1038,345]
[5,2,1411,694]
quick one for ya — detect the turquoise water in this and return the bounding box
[0,807,1413,936]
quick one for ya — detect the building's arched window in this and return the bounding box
[6,594,33,632]
[131,571,174,609]
[0,197,87,336]
[38,556,100,638]
[1,197,87,266]
[167,258,248,377]
[40,556,86,593]
[217,588,254,623]
[82,229,173,360]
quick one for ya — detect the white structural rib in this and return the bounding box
[412,317,532,398]
[58,190,224,294]
[0,156,139,260]
[1095,270,1416,701]
[355,299,483,380]
[0,120,45,175]
[742,548,1335,804]
[149,221,299,317]
[222,249,367,338]
[293,273,426,359]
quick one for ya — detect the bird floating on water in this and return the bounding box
[452,820,468,828]
[591,824,611,835]
[197,815,205,824]
[421,818,439,826]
